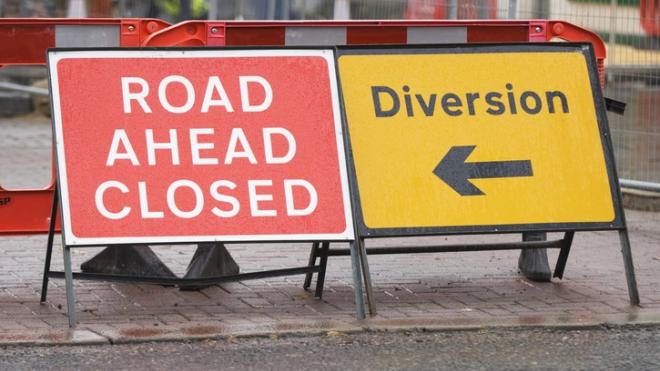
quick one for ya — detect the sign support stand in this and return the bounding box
[41,184,77,327]
[357,238,376,315]
[619,229,640,305]
[552,227,641,306]
[62,245,77,328]
[349,240,366,320]
[314,242,331,298]
[552,231,575,279]
[303,242,321,290]
[40,188,59,303]
[302,241,371,317]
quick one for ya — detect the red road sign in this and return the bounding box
[48,49,353,246]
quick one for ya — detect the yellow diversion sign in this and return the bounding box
[337,44,623,235]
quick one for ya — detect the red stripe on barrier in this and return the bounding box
[226,26,285,46]
[0,25,54,64]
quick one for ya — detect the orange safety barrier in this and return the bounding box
[0,18,607,235]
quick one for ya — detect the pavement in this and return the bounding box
[1,115,660,345]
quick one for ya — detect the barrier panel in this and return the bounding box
[0,19,608,235]
[335,43,639,313]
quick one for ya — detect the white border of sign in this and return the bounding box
[48,49,354,246]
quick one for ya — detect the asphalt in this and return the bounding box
[1,116,660,345]
[3,326,660,370]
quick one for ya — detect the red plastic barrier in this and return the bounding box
[138,20,606,85]
[0,18,607,235]
[641,0,660,36]
[0,18,170,235]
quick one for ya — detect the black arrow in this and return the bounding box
[433,145,533,196]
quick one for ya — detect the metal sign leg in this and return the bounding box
[619,229,640,305]
[357,238,376,315]
[303,242,320,290]
[349,240,366,320]
[40,188,59,303]
[314,242,330,298]
[62,245,77,327]
[552,231,575,279]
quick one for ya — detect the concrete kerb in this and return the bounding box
[622,187,660,212]
[94,319,363,345]
[0,329,109,347]
[3,312,660,348]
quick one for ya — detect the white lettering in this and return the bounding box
[190,128,218,165]
[201,76,234,113]
[166,180,204,218]
[248,180,276,217]
[239,76,272,112]
[224,128,257,164]
[158,75,195,113]
[210,180,240,218]
[284,179,318,216]
[95,181,130,219]
[121,77,151,113]
[106,129,140,166]
[263,127,296,164]
[146,129,180,165]
[138,181,164,218]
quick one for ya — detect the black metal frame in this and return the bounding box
[304,232,574,284]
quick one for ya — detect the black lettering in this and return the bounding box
[371,86,400,117]
[403,85,413,117]
[369,84,570,120]
[0,197,10,206]
[441,93,463,117]
[485,92,505,115]
[465,93,480,115]
[520,91,543,114]
[415,94,437,116]
[505,83,517,114]
[546,91,570,113]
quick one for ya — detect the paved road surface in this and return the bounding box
[2,326,659,370]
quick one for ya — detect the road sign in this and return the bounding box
[48,49,353,245]
[337,44,623,236]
